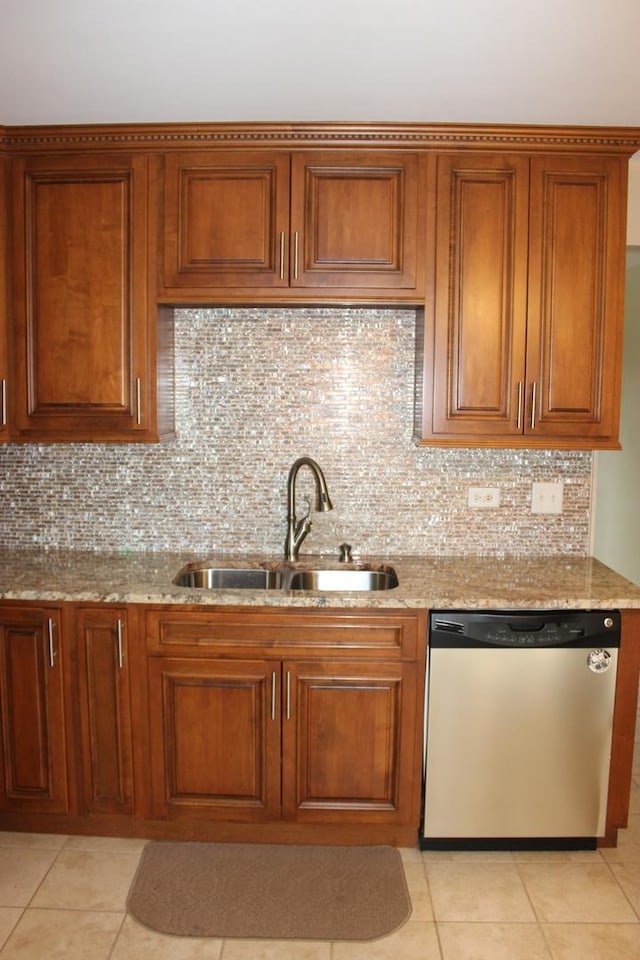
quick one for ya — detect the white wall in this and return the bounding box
[628,160,640,244]
[1,0,640,125]
[593,247,640,585]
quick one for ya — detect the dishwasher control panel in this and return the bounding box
[430,610,620,648]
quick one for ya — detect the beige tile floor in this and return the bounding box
[0,724,639,959]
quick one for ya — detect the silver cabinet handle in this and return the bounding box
[1,379,6,427]
[530,381,537,430]
[47,618,56,667]
[279,232,286,281]
[292,232,299,281]
[286,670,291,721]
[116,619,124,669]
[516,381,523,431]
[135,378,142,426]
[271,671,277,720]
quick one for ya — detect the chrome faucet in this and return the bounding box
[284,457,333,561]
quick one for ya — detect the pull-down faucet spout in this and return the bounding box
[284,457,333,561]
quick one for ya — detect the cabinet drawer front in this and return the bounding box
[145,609,420,659]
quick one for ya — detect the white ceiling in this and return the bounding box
[1,0,640,133]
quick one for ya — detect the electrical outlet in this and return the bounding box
[468,487,501,509]
[531,481,564,514]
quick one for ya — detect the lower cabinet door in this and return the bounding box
[282,659,419,825]
[147,657,281,821]
[75,607,134,814]
[0,607,69,814]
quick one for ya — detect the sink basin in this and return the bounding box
[287,568,399,592]
[172,563,398,593]
[173,566,284,590]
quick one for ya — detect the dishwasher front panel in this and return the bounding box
[423,643,619,841]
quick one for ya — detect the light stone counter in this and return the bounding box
[1,548,639,610]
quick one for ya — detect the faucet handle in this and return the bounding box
[299,495,312,522]
[339,543,353,563]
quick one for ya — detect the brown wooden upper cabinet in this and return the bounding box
[414,152,627,448]
[161,151,427,301]
[10,152,174,442]
[0,151,9,442]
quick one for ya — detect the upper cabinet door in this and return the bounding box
[160,150,426,301]
[0,152,9,441]
[289,152,425,295]
[162,151,291,289]
[11,152,162,441]
[421,153,530,440]
[415,151,628,449]
[525,155,626,443]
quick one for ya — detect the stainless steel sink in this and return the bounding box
[287,568,398,592]
[172,563,398,592]
[173,566,284,590]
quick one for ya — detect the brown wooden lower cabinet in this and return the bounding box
[283,660,418,825]
[0,605,69,814]
[2,599,636,848]
[147,657,281,821]
[75,606,134,815]
[147,652,420,829]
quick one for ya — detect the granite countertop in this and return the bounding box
[1,548,640,610]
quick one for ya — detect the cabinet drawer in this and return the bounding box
[145,608,422,659]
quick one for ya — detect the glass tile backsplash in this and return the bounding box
[0,308,592,556]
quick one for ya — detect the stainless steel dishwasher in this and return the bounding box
[421,609,620,849]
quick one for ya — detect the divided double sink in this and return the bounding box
[173,562,399,593]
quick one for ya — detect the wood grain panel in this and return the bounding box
[0,608,68,813]
[75,608,134,814]
[163,152,290,288]
[290,152,423,291]
[147,657,281,821]
[526,155,625,441]
[283,660,419,824]
[11,153,159,439]
[429,154,529,437]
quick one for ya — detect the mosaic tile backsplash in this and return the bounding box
[0,308,593,556]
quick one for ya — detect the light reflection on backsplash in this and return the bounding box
[0,308,593,556]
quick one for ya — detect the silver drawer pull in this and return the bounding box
[516,381,523,430]
[530,381,537,430]
[48,618,56,667]
[117,619,125,668]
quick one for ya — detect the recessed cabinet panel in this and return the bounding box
[76,608,134,815]
[428,154,530,438]
[282,660,418,825]
[526,156,625,440]
[291,153,422,291]
[0,608,68,814]
[0,155,8,442]
[10,152,168,441]
[147,657,281,821]
[163,152,290,288]
[32,178,128,407]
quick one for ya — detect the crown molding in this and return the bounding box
[3,121,640,155]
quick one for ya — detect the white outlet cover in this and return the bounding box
[468,487,501,509]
